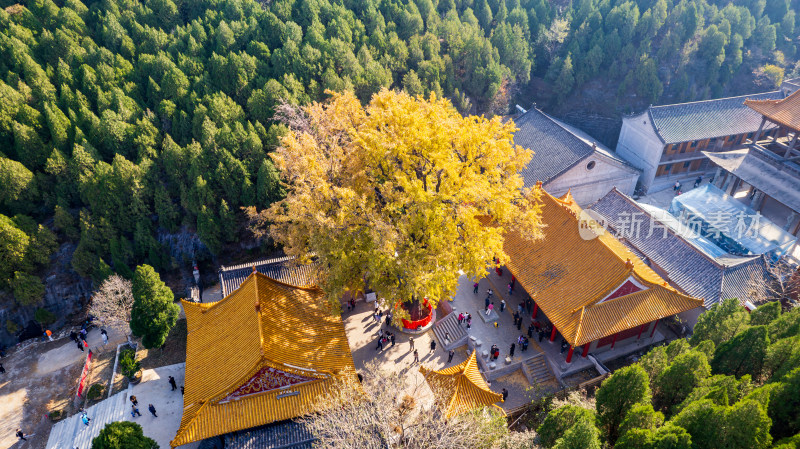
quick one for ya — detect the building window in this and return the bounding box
[690,140,698,148]
[747,132,753,140]
[683,161,691,168]
[586,161,596,170]
[665,164,672,171]
[710,137,718,145]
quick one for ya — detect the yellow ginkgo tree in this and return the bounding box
[246,89,543,321]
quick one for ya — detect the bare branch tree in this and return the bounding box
[304,362,538,449]
[89,275,135,340]
[747,258,800,309]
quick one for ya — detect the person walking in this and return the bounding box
[16,429,26,441]
[76,339,84,352]
[169,376,177,391]
[457,312,464,325]
[528,323,535,338]
[694,175,703,188]
[501,388,509,402]
[512,311,519,326]
[487,288,494,300]
[466,316,472,330]
[131,404,142,417]
[79,329,87,341]
[376,336,384,351]
[522,337,529,352]
[409,337,414,351]
[45,330,53,341]
[447,349,455,364]
[130,395,138,406]
[473,282,479,294]
[413,349,419,364]
[500,299,506,312]
[509,343,516,357]
[148,404,158,417]
[517,303,524,316]
[390,332,396,347]
[484,296,491,311]
[507,283,513,296]
[81,412,91,426]
[430,340,436,353]
[517,318,522,331]
[69,331,78,343]
[100,329,108,345]
[445,332,451,345]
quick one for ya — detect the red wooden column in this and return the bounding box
[650,319,660,338]
[582,343,591,358]
[610,333,619,349]
[550,326,558,342]
[566,346,574,363]
[636,323,648,339]
[532,303,539,318]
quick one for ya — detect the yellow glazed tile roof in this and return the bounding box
[502,188,703,347]
[419,351,504,419]
[171,272,355,447]
[745,89,800,132]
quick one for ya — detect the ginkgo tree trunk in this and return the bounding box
[246,89,543,320]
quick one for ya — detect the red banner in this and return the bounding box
[76,350,93,397]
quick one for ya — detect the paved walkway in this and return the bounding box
[342,274,546,411]
[46,363,196,449]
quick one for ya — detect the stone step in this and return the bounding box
[523,353,554,385]
[432,313,468,350]
[47,390,131,449]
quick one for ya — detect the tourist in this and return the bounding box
[518,335,524,345]
[373,312,379,324]
[389,332,395,347]
[493,347,500,360]
[522,337,529,352]
[76,339,84,352]
[538,329,545,343]
[694,175,702,188]
[148,404,158,417]
[517,318,522,331]
[445,332,451,345]
[376,336,384,351]
[81,412,91,426]
[517,303,524,315]
[495,266,503,276]
[430,340,436,353]
[457,312,464,324]
[130,395,138,406]
[386,312,392,325]
[69,331,78,342]
[673,180,681,191]
[378,329,384,340]
[466,316,472,330]
[526,298,532,314]
[131,404,142,417]
[448,350,455,364]
[0,363,5,374]
[487,288,494,299]
[378,310,383,321]
[16,429,26,441]
[560,340,569,354]
[484,296,491,311]
[509,343,516,357]
[490,345,498,360]
[528,323,535,338]
[502,388,509,402]
[413,349,419,363]
[169,376,177,391]
[181,386,184,395]
[512,311,519,326]
[500,299,506,312]
[510,276,516,289]
[473,282,479,294]
[409,337,414,351]
[100,328,108,345]
[507,283,513,296]
[45,330,53,341]
[79,329,87,341]
[486,303,494,316]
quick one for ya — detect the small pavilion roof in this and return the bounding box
[172,272,354,447]
[419,351,504,419]
[745,89,800,132]
[502,187,703,347]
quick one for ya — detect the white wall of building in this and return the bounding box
[615,112,665,192]
[545,154,640,206]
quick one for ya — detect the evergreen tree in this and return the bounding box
[130,264,179,349]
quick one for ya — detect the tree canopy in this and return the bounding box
[129,264,179,349]
[91,421,158,449]
[248,90,542,313]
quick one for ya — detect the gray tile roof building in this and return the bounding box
[589,188,769,308]
[705,146,800,214]
[513,108,635,186]
[647,91,784,144]
[224,420,315,449]
[218,255,318,297]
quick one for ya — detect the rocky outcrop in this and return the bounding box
[157,226,211,264]
[0,243,93,348]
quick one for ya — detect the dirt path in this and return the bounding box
[0,326,127,449]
